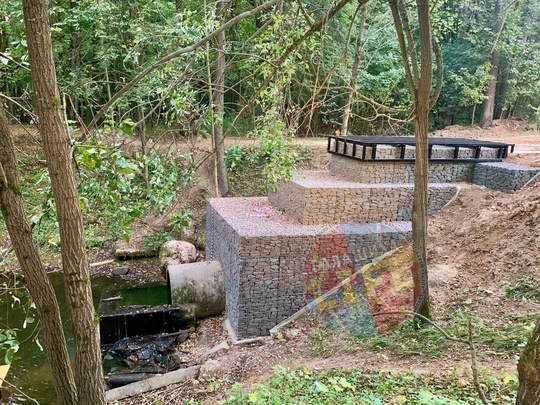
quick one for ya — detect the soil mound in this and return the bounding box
[428,182,540,312]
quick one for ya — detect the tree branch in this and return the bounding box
[491,0,519,53]
[398,0,420,87]
[0,93,38,122]
[89,0,283,128]
[429,36,443,109]
[0,52,31,71]
[225,0,367,138]
[388,0,417,98]
[373,310,489,405]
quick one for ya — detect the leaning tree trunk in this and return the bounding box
[212,0,229,197]
[21,1,106,404]
[0,109,77,405]
[516,316,540,405]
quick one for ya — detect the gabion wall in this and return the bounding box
[473,162,540,193]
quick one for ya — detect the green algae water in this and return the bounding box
[0,273,161,404]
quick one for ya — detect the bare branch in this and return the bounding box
[429,37,443,109]
[388,0,417,98]
[398,0,420,87]
[0,52,31,71]
[491,0,520,53]
[225,0,368,138]
[372,310,490,405]
[0,93,38,122]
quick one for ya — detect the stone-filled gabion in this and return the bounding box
[473,162,540,193]
[268,171,457,224]
[205,146,538,340]
[206,197,413,339]
[328,154,476,184]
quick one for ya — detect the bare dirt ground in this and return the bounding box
[109,119,540,404]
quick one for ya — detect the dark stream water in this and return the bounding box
[0,273,150,405]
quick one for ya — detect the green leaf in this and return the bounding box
[313,381,329,393]
[5,347,20,365]
[338,377,353,389]
[118,119,136,136]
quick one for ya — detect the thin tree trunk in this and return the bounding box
[0,109,77,405]
[136,105,149,190]
[341,5,366,137]
[516,316,540,404]
[176,0,183,14]
[69,0,80,119]
[412,104,431,321]
[480,0,501,128]
[213,0,229,197]
[496,67,510,119]
[389,0,433,322]
[411,0,433,322]
[479,49,499,128]
[21,1,106,404]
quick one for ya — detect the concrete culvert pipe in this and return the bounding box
[167,261,225,319]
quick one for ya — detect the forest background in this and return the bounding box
[2,0,540,140]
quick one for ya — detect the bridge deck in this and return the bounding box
[327,135,515,162]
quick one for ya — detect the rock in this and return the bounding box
[159,240,197,276]
[115,241,152,259]
[199,359,221,380]
[167,261,225,318]
[112,266,130,276]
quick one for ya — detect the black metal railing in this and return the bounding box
[327,136,514,163]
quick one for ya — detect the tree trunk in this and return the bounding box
[69,0,80,119]
[21,1,106,404]
[411,0,432,322]
[0,109,77,405]
[516,316,540,405]
[212,0,229,197]
[480,0,501,128]
[175,0,183,14]
[496,67,511,119]
[389,0,433,322]
[136,105,149,190]
[479,49,499,128]
[341,5,366,137]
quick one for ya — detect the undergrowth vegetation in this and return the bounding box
[9,133,195,253]
[225,366,517,404]
[225,142,313,196]
[367,311,536,358]
[505,277,540,302]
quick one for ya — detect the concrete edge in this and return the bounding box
[223,318,268,346]
[440,184,461,210]
[106,365,200,402]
